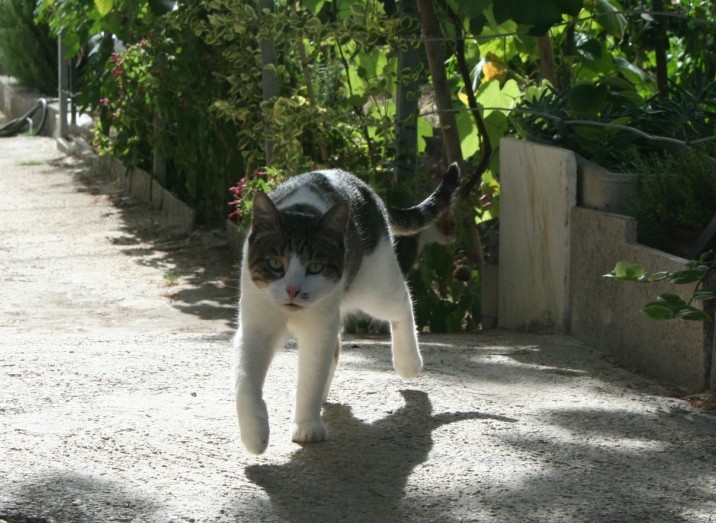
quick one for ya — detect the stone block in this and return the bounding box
[161,189,195,234]
[129,168,152,203]
[570,207,708,389]
[498,138,577,333]
[151,179,163,210]
[577,157,636,215]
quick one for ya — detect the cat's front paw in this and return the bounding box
[291,421,327,444]
[393,351,422,379]
[237,395,270,455]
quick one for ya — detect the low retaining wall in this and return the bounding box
[570,208,711,389]
[92,154,196,235]
[497,138,714,390]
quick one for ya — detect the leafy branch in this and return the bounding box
[604,251,716,321]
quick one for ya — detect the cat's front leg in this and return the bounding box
[290,314,341,444]
[234,322,285,455]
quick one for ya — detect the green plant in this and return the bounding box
[624,149,716,237]
[163,269,180,285]
[0,0,57,94]
[409,243,481,333]
[605,251,716,322]
[228,167,289,227]
[38,0,714,333]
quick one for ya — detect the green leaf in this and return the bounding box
[302,0,326,15]
[606,261,645,281]
[656,293,687,308]
[693,289,716,301]
[697,250,714,263]
[148,0,176,15]
[455,109,478,158]
[569,83,608,115]
[469,14,487,36]
[594,0,627,38]
[576,38,603,62]
[668,269,705,284]
[94,0,113,17]
[456,0,491,19]
[615,57,653,86]
[642,302,674,320]
[673,306,710,322]
[646,271,670,282]
[493,0,580,35]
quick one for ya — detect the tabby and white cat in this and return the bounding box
[233,165,459,454]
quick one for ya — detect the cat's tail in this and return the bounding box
[387,163,460,236]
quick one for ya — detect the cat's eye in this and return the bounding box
[267,257,284,272]
[306,262,324,275]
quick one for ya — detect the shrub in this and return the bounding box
[0,0,57,95]
[628,150,716,232]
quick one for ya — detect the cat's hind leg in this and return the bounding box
[234,305,286,455]
[384,283,422,379]
[355,243,422,379]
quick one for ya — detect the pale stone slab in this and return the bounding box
[129,167,152,203]
[498,138,577,332]
[151,178,164,210]
[161,188,196,234]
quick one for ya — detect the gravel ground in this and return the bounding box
[0,135,715,523]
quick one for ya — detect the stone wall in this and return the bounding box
[497,138,714,390]
[570,208,709,389]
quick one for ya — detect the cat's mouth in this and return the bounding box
[282,303,304,312]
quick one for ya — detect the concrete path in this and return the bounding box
[0,134,714,523]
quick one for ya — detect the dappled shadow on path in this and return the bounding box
[236,390,516,522]
[480,406,716,522]
[64,157,238,330]
[1,471,163,523]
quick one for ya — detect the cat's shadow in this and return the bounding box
[239,390,515,522]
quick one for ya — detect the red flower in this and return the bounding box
[229,179,247,199]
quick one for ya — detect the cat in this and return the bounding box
[343,210,457,334]
[233,164,459,454]
[394,210,457,274]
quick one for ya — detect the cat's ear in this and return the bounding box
[252,192,280,227]
[315,202,349,236]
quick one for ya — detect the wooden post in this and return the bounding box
[416,0,463,165]
[153,115,166,185]
[259,0,279,166]
[394,0,420,182]
[653,0,668,99]
[58,32,68,139]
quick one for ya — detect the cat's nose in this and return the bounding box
[285,286,300,300]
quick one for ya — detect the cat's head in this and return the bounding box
[246,191,349,312]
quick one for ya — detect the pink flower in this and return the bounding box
[229,179,247,199]
[99,97,110,107]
